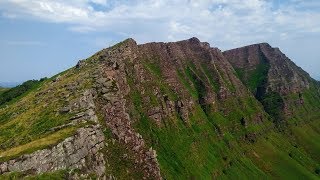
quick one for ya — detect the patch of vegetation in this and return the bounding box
[144,61,162,78]
[0,169,70,179]
[102,128,144,179]
[247,62,270,97]
[185,66,206,100]
[291,120,320,163]
[233,51,270,98]
[260,92,285,126]
[0,60,97,162]
[0,127,77,162]
[0,96,75,151]
[131,101,269,179]
[234,68,245,81]
[27,170,69,180]
[201,63,220,92]
[177,69,198,98]
[177,62,208,104]
[124,55,320,179]
[126,60,274,179]
[142,60,178,101]
[0,78,46,106]
[111,38,132,49]
[0,87,9,95]
[249,130,320,179]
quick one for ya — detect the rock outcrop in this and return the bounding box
[93,39,162,179]
[0,125,105,177]
[223,43,311,95]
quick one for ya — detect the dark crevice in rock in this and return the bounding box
[255,45,270,101]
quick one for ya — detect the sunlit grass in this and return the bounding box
[0,127,76,161]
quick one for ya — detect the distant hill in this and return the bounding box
[0,87,8,94]
[0,38,319,179]
[0,79,45,106]
[0,82,21,88]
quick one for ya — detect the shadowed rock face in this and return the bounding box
[223,43,311,95]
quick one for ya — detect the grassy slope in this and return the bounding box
[0,169,98,179]
[230,53,320,179]
[124,56,320,179]
[0,60,99,162]
[0,50,148,179]
[0,87,8,95]
[0,80,46,106]
[249,120,320,179]
[249,139,316,179]
[0,170,69,180]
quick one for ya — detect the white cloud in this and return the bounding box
[90,0,107,6]
[0,0,320,49]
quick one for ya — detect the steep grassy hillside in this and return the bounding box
[118,38,319,179]
[0,38,319,179]
[223,43,320,178]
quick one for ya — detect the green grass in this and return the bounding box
[126,61,273,178]
[249,130,320,179]
[123,55,320,179]
[144,61,163,78]
[284,84,320,124]
[177,69,199,98]
[291,120,320,163]
[0,79,46,107]
[233,55,270,96]
[260,91,285,125]
[0,127,76,162]
[0,87,9,95]
[177,62,210,102]
[201,63,220,92]
[101,128,144,179]
[246,62,269,94]
[0,169,69,179]
[143,60,178,101]
[132,104,271,179]
[0,57,98,161]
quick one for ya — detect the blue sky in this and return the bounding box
[0,0,319,82]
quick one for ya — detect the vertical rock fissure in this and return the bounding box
[255,46,270,101]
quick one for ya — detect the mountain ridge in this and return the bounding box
[0,37,319,179]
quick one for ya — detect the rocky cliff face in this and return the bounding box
[223,43,311,96]
[92,39,162,179]
[0,125,105,178]
[0,38,320,179]
[223,43,320,121]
